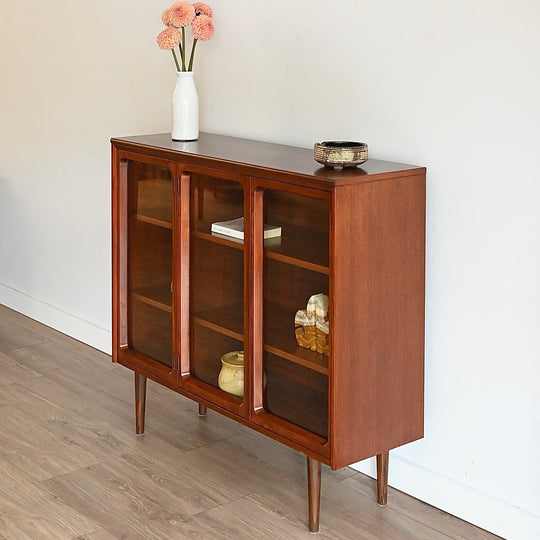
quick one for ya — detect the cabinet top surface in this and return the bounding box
[111,132,425,187]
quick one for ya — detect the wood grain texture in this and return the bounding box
[331,174,426,468]
[307,457,321,532]
[111,132,425,190]
[377,452,389,505]
[135,372,146,435]
[0,305,501,539]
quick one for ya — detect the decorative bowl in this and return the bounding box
[314,141,368,168]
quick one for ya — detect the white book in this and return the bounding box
[211,217,281,240]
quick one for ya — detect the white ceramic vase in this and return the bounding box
[172,71,199,141]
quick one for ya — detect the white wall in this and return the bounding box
[0,1,173,350]
[1,1,539,538]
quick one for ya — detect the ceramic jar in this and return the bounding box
[218,351,244,397]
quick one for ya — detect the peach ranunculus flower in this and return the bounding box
[193,2,213,17]
[168,1,196,28]
[157,26,182,50]
[192,14,215,41]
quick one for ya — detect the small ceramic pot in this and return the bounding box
[218,351,244,397]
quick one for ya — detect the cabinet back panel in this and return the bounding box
[264,258,328,315]
[191,174,245,229]
[128,221,172,290]
[265,190,329,234]
[128,299,172,367]
[191,238,244,315]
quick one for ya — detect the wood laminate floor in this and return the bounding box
[0,305,501,539]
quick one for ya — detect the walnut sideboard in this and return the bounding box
[111,132,426,532]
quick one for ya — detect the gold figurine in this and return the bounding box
[294,294,329,355]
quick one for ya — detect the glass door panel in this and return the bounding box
[189,174,246,400]
[127,161,173,367]
[262,189,330,438]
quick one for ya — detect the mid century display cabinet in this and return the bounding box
[111,132,426,532]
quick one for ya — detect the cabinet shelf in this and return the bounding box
[265,250,328,275]
[193,308,243,342]
[134,209,172,229]
[192,220,329,274]
[264,225,329,275]
[193,304,328,375]
[264,340,328,375]
[265,302,328,375]
[192,229,244,250]
[131,284,172,313]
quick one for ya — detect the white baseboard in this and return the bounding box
[352,455,540,540]
[0,282,111,355]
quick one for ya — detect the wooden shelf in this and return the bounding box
[131,284,172,313]
[192,228,244,250]
[265,303,328,375]
[264,341,328,375]
[134,209,172,229]
[192,220,329,274]
[193,304,328,375]
[265,225,329,275]
[193,304,243,340]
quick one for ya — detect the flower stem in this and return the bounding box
[188,39,198,71]
[181,27,186,71]
[171,49,181,72]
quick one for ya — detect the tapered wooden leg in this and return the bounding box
[198,403,207,416]
[135,373,147,436]
[376,451,389,505]
[307,456,321,533]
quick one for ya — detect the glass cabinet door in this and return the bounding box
[256,187,330,440]
[184,172,247,414]
[126,160,174,370]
